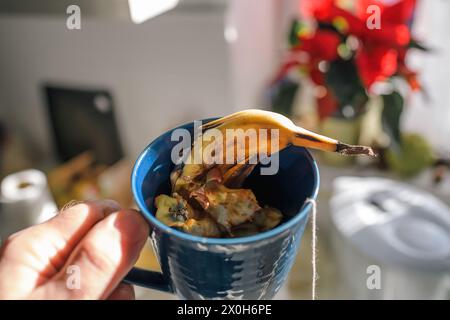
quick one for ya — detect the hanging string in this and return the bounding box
[305,198,318,300]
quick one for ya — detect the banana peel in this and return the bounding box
[157,109,376,237]
[155,193,221,237]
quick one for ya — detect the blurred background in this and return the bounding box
[0,0,449,299]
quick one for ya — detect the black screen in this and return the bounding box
[44,86,124,166]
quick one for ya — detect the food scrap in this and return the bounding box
[154,109,376,238]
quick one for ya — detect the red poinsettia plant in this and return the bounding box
[270,0,427,148]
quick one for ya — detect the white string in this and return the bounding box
[305,198,318,300]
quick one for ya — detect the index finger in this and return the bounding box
[0,200,120,297]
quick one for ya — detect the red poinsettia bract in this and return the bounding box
[299,0,417,90]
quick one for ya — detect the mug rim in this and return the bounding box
[131,119,320,245]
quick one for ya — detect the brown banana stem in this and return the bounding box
[335,142,377,157]
[293,128,377,157]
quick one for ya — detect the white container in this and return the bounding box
[0,169,57,239]
[330,177,450,300]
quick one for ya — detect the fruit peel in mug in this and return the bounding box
[155,109,375,238]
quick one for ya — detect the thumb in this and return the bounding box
[31,209,149,300]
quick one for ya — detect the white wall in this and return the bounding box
[0,1,284,163]
[226,0,279,109]
[0,10,233,161]
[401,0,450,158]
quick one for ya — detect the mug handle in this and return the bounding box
[124,267,174,293]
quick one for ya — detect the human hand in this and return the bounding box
[0,200,149,299]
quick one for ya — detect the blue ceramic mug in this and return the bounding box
[126,119,319,299]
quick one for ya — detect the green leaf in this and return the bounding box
[288,19,301,47]
[382,91,404,149]
[409,39,430,52]
[325,59,368,118]
[270,78,299,118]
